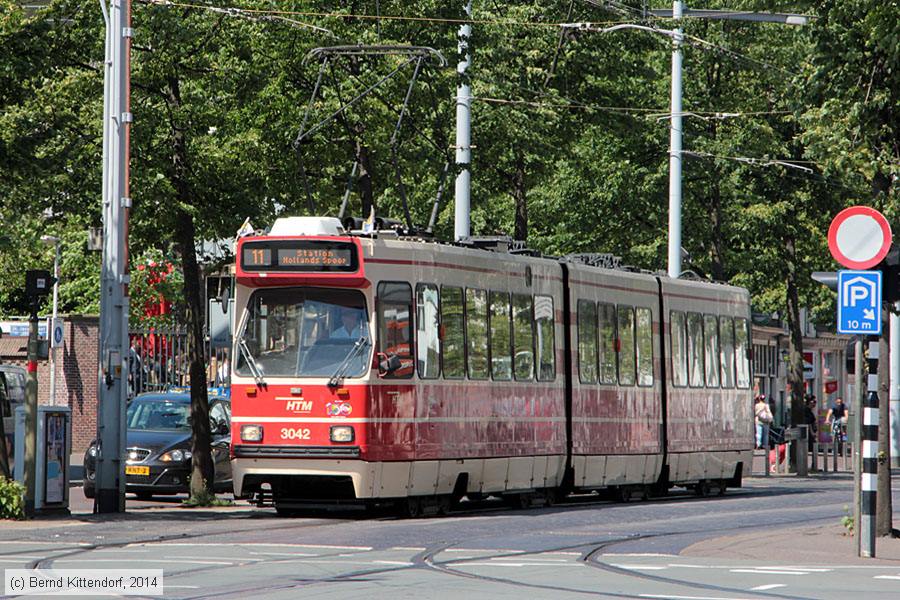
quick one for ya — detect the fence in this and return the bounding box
[128,327,230,397]
[754,428,855,476]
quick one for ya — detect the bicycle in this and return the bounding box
[830,417,847,456]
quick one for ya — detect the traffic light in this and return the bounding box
[877,243,900,303]
[25,270,56,298]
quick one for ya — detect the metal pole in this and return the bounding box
[23,304,39,517]
[453,0,472,241]
[49,242,59,405]
[96,0,131,514]
[667,0,684,278]
[890,306,900,467]
[860,337,878,557]
[854,339,863,556]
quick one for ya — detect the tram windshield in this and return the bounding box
[235,288,371,379]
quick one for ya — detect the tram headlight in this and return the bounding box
[330,425,355,443]
[241,424,264,442]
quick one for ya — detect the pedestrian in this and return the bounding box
[755,395,773,449]
[804,395,818,451]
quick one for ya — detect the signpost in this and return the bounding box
[827,206,891,559]
[837,270,882,335]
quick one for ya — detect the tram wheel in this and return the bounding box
[275,504,300,518]
[695,481,711,497]
[615,487,633,503]
[401,497,423,518]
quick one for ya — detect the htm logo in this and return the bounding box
[286,400,313,413]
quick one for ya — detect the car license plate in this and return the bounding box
[125,466,150,476]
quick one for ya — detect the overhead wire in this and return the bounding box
[142,0,630,29]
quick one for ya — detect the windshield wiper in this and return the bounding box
[328,336,370,388]
[239,339,267,389]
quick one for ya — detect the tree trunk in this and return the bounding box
[354,136,375,218]
[513,152,527,241]
[167,76,213,497]
[784,235,805,428]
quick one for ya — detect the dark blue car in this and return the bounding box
[83,390,231,499]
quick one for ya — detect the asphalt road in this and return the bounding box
[2,475,899,599]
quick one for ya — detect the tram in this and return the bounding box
[230,217,754,514]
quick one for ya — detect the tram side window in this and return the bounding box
[377,282,414,379]
[719,316,736,388]
[489,291,513,380]
[618,306,636,385]
[635,307,653,387]
[703,314,720,387]
[670,310,688,387]
[687,312,705,387]
[535,295,556,381]
[416,283,440,379]
[512,294,534,380]
[598,303,617,384]
[734,317,751,389]
[441,286,465,379]
[577,300,598,384]
[466,288,489,380]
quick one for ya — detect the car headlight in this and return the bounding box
[241,424,264,442]
[330,425,354,443]
[87,446,99,458]
[160,449,192,462]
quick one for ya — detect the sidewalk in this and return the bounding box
[682,522,900,565]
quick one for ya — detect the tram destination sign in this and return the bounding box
[240,239,359,273]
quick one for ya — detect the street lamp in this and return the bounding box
[40,235,60,405]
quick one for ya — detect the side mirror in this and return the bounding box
[377,353,402,378]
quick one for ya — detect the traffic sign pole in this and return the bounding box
[861,337,879,557]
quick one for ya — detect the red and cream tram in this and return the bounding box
[230,217,753,514]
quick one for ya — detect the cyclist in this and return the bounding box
[826,397,848,452]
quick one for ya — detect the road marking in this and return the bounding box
[392,547,426,551]
[55,558,236,565]
[373,560,414,566]
[610,564,668,571]
[640,595,760,600]
[751,584,787,591]
[246,551,322,557]
[874,575,900,580]
[464,562,584,568]
[730,569,808,575]
[603,553,678,558]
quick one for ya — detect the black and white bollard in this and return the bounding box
[861,337,879,558]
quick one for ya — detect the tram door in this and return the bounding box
[375,282,416,450]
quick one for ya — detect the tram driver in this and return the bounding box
[331,306,368,340]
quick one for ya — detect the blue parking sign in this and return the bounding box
[838,270,882,335]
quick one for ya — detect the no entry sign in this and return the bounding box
[828,206,892,269]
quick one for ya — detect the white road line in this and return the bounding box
[603,553,678,558]
[610,564,669,571]
[492,557,568,563]
[874,575,900,580]
[246,552,322,557]
[463,562,584,568]
[392,547,426,552]
[751,584,787,591]
[55,559,236,565]
[373,560,414,566]
[730,569,807,576]
[640,595,760,600]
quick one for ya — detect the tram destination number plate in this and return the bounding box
[241,240,358,273]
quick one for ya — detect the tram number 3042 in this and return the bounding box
[281,427,312,440]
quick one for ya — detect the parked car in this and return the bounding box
[83,390,231,499]
[0,365,26,476]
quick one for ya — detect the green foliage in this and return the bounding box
[841,504,855,535]
[182,480,233,508]
[0,476,25,520]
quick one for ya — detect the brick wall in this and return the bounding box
[0,315,99,452]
